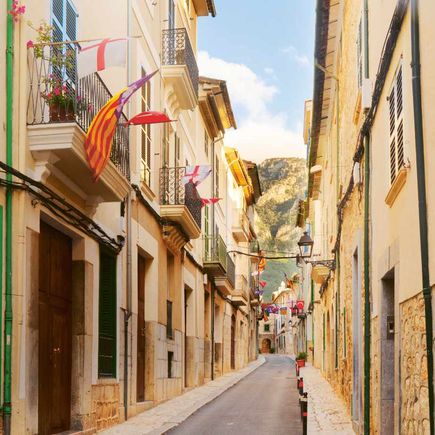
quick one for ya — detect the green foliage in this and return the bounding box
[255,158,307,301]
[296,352,307,361]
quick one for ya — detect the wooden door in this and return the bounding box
[38,221,72,435]
[137,255,146,402]
[231,316,235,370]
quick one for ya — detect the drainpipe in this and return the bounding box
[4,1,14,433]
[210,138,216,380]
[363,133,371,435]
[363,0,371,433]
[410,1,435,433]
[123,0,133,421]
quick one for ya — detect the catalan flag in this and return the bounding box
[84,71,157,180]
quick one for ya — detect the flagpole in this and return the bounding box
[28,35,142,47]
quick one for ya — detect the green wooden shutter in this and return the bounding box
[98,248,117,378]
[51,0,77,84]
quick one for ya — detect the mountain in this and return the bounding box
[255,158,307,301]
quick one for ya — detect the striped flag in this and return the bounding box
[84,71,157,180]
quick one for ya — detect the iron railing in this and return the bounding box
[161,28,199,96]
[226,254,236,288]
[26,44,130,179]
[235,274,248,298]
[234,208,250,233]
[203,235,227,268]
[159,166,202,229]
[203,236,236,287]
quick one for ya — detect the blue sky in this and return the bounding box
[198,0,315,163]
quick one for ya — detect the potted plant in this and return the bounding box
[42,78,76,121]
[27,20,81,121]
[296,351,307,368]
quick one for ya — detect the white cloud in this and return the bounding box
[281,45,310,67]
[264,67,278,80]
[198,51,306,163]
[198,51,277,117]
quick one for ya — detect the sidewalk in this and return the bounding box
[101,356,265,435]
[299,363,354,434]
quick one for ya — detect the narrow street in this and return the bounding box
[168,355,303,435]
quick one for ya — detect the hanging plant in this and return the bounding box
[8,0,26,23]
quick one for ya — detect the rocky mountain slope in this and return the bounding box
[255,158,307,301]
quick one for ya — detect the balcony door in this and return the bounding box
[168,0,175,30]
[51,0,77,85]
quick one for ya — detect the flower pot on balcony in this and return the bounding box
[49,102,75,122]
[296,359,306,368]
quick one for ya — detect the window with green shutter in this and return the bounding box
[98,248,117,378]
[51,0,77,84]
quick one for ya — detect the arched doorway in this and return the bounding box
[261,338,271,353]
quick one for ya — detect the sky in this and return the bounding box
[198,0,316,164]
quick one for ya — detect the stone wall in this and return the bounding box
[400,293,430,434]
[370,316,380,435]
[155,325,182,402]
[91,383,120,431]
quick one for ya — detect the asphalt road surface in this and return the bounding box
[167,354,303,435]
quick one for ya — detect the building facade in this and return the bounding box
[1,0,262,433]
[303,1,435,434]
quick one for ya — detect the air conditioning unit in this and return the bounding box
[362,78,372,111]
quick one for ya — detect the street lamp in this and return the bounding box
[297,231,314,258]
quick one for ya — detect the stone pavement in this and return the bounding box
[298,362,354,434]
[101,356,265,435]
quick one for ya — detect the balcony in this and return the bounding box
[161,28,199,111]
[160,167,202,240]
[203,236,235,295]
[26,44,130,205]
[230,275,248,307]
[232,209,250,243]
[311,264,330,284]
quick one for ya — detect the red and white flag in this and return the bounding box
[78,38,128,78]
[181,165,212,187]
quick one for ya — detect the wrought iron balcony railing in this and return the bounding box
[26,44,130,180]
[235,274,248,298]
[161,28,199,96]
[204,235,227,267]
[226,254,236,288]
[203,235,236,287]
[159,166,202,229]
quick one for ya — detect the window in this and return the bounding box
[389,65,404,184]
[264,324,270,332]
[168,351,174,378]
[204,131,209,157]
[168,0,175,30]
[98,248,117,378]
[51,0,77,84]
[166,300,173,339]
[174,133,181,166]
[141,67,152,185]
[215,156,220,197]
[162,115,170,168]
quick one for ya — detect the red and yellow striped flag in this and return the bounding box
[84,71,157,180]
[84,89,125,180]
